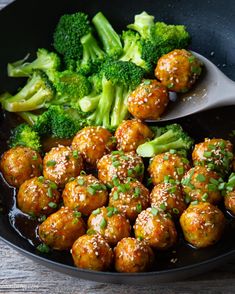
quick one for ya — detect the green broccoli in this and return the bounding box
[7,49,61,77]
[136,124,194,157]
[86,60,145,129]
[1,70,55,112]
[127,11,190,66]
[20,105,88,139]
[53,12,92,69]
[49,70,92,106]
[76,32,105,75]
[119,30,152,72]
[9,123,41,151]
[127,11,155,39]
[92,12,123,59]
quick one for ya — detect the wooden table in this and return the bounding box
[1,0,235,292]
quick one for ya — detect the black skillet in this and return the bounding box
[1,0,235,284]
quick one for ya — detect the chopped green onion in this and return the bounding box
[72,150,79,159]
[46,160,56,167]
[48,202,57,209]
[87,186,96,195]
[136,203,142,213]
[37,243,50,253]
[173,207,179,214]
[113,191,119,200]
[196,174,206,182]
[160,203,166,211]
[151,207,158,216]
[100,217,107,229]
[202,193,209,202]
[92,208,101,216]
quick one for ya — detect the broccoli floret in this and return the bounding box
[92,12,123,59]
[136,124,194,157]
[1,70,55,112]
[9,123,41,151]
[53,12,92,68]
[87,60,145,129]
[76,32,105,75]
[49,70,91,106]
[154,22,190,56]
[7,49,61,78]
[119,30,152,72]
[127,11,155,40]
[127,11,190,66]
[20,105,88,139]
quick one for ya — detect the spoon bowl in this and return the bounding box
[156,52,235,122]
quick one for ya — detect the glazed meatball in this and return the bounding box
[114,237,154,273]
[43,145,84,188]
[192,138,233,176]
[72,234,113,271]
[134,207,177,250]
[150,182,187,217]
[71,126,116,167]
[180,202,225,248]
[115,119,154,152]
[0,146,42,188]
[87,206,131,246]
[127,79,169,120]
[17,176,60,217]
[155,49,202,92]
[109,179,150,221]
[97,151,144,186]
[148,152,191,185]
[181,166,223,204]
[62,174,108,216]
[38,206,86,250]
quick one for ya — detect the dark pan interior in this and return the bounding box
[1,0,235,284]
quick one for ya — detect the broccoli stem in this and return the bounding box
[92,12,122,57]
[80,33,104,64]
[79,95,100,112]
[18,111,38,126]
[3,88,52,112]
[110,86,129,128]
[1,71,54,112]
[88,78,115,128]
[137,137,187,157]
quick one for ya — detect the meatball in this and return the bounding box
[148,152,191,185]
[127,79,169,120]
[38,206,86,250]
[115,119,154,152]
[62,174,108,216]
[87,206,131,246]
[0,146,42,188]
[71,234,113,271]
[71,126,116,167]
[181,166,223,204]
[114,237,154,273]
[43,145,84,188]
[192,138,233,176]
[180,202,225,248]
[17,176,60,217]
[97,151,145,186]
[134,207,177,250]
[224,189,235,215]
[150,182,187,217]
[109,179,150,221]
[155,49,202,93]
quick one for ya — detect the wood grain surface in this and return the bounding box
[0,0,235,293]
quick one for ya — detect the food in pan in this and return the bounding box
[0,10,232,274]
